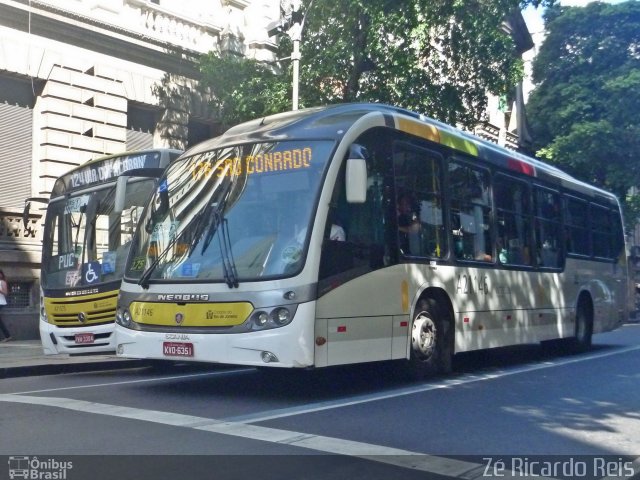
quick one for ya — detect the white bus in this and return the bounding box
[114,104,628,375]
[38,149,182,355]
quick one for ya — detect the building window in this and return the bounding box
[7,282,32,309]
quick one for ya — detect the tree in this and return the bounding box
[526,1,640,228]
[198,54,290,130]
[199,0,553,130]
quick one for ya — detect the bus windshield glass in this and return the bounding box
[126,140,334,284]
[42,178,157,289]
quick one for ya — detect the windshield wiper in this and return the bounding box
[137,211,204,289]
[207,210,238,288]
[199,183,239,288]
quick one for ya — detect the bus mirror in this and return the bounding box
[346,144,368,204]
[22,197,48,229]
[114,167,166,214]
[85,192,99,221]
[114,176,129,214]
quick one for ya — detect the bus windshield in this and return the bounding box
[126,140,334,284]
[42,178,157,290]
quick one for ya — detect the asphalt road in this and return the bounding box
[1,324,639,480]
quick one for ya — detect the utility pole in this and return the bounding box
[267,0,306,111]
[290,0,302,110]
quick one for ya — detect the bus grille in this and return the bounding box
[46,292,118,327]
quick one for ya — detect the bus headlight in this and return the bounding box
[250,305,296,331]
[255,312,269,327]
[123,310,132,327]
[40,290,49,323]
[116,307,132,328]
[40,303,49,323]
[272,307,291,326]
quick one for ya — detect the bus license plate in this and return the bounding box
[75,333,94,344]
[163,342,194,357]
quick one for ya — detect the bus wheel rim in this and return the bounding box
[412,313,437,360]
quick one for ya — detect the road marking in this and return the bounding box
[9,343,640,416]
[3,345,639,478]
[10,368,254,395]
[225,344,640,424]
[0,392,502,478]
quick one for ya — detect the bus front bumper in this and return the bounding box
[40,320,116,355]
[115,303,315,368]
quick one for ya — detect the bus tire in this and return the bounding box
[573,296,593,351]
[408,297,453,378]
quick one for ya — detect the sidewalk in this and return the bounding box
[0,340,147,378]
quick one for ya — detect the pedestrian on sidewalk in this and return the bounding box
[0,270,12,342]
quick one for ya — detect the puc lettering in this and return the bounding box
[58,253,75,269]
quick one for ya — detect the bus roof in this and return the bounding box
[51,148,183,197]
[183,103,618,205]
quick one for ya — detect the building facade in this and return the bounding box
[0,0,278,337]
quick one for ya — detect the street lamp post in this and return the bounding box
[267,0,308,111]
[290,14,301,110]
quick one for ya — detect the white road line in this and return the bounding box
[3,346,639,478]
[225,344,640,424]
[0,392,516,478]
[10,368,255,395]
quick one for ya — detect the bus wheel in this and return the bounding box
[409,297,452,377]
[574,297,593,351]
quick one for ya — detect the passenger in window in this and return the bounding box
[397,193,420,254]
[330,223,346,241]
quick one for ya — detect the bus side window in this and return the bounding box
[449,160,492,262]
[393,143,446,259]
[494,174,532,266]
[319,139,387,279]
[534,187,562,268]
[564,196,590,256]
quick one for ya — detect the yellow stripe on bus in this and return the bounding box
[397,118,440,143]
[130,301,254,327]
[401,280,409,313]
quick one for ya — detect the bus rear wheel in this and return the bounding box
[408,297,452,378]
[574,297,593,351]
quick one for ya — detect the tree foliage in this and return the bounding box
[198,54,289,130]
[199,0,553,130]
[526,1,640,228]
